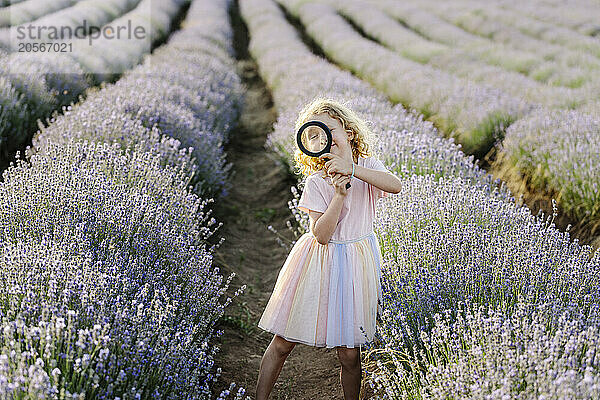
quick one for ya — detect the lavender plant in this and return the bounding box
[373,174,600,333]
[32,7,244,200]
[66,0,188,80]
[0,76,31,155]
[501,109,600,236]
[0,55,58,133]
[31,99,202,193]
[0,52,90,108]
[369,298,600,399]
[360,0,542,79]
[577,100,600,117]
[0,141,240,398]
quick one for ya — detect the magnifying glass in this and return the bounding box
[296,120,351,189]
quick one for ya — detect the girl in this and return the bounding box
[255,98,402,400]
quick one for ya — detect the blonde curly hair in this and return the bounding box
[293,97,379,178]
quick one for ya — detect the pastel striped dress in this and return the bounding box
[258,155,391,348]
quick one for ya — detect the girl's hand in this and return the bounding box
[331,172,350,196]
[319,153,352,176]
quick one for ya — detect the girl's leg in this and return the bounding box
[255,334,297,400]
[336,346,361,400]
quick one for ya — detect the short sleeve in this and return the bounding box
[297,176,328,214]
[367,157,391,200]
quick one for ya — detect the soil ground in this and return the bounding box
[207,3,380,399]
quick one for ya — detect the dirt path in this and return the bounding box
[208,3,378,399]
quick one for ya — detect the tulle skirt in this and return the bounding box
[257,231,383,348]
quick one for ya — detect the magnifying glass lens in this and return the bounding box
[300,125,328,154]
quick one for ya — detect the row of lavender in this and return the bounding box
[369,0,600,245]
[0,0,248,398]
[329,0,594,108]
[413,0,600,239]
[417,0,600,59]
[240,0,600,398]
[0,0,141,46]
[276,0,532,156]
[0,0,85,27]
[367,0,600,88]
[494,0,600,36]
[277,0,600,244]
[0,0,180,171]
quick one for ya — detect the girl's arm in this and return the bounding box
[353,164,402,194]
[319,152,402,194]
[308,173,350,245]
[309,192,345,245]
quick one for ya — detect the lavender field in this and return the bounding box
[1,0,247,398]
[0,0,599,398]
